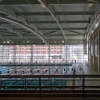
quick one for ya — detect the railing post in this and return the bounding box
[25,78,26,91]
[39,76,41,97]
[0,80,2,90]
[83,75,85,98]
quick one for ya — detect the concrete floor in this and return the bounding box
[83,62,97,75]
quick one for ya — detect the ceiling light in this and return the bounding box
[88,3,93,7]
[41,4,46,8]
[7,41,9,43]
[95,22,98,28]
[0,15,47,44]
[62,41,64,43]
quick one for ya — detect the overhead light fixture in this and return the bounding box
[91,30,93,33]
[41,4,46,8]
[88,0,98,7]
[62,41,64,43]
[7,41,9,43]
[88,3,93,7]
[95,22,98,28]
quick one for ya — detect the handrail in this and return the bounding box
[0,62,72,66]
[0,75,100,97]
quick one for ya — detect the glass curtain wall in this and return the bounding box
[0,45,84,63]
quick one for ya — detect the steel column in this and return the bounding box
[48,45,50,75]
[98,24,100,74]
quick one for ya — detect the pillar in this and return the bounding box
[30,45,34,74]
[93,32,95,69]
[83,39,87,55]
[48,45,50,75]
[98,24,100,74]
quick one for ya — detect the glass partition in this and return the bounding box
[0,45,84,63]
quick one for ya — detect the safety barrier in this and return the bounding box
[0,75,100,97]
[0,62,72,66]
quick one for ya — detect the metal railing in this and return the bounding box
[0,75,100,97]
[0,62,72,66]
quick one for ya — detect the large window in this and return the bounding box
[91,40,94,56]
[0,45,84,63]
[95,37,99,56]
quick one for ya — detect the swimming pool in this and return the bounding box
[1,78,67,90]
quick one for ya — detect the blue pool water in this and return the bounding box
[1,78,67,90]
[0,66,71,90]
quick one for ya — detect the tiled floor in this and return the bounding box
[83,62,97,75]
[73,62,97,75]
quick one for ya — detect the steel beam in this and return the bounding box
[1,24,25,39]
[38,0,66,42]
[0,6,48,44]
[1,0,100,4]
[68,30,84,35]
[30,21,89,24]
[98,24,100,74]
[0,16,48,44]
[47,0,100,4]
[1,0,40,5]
[38,28,86,30]
[16,12,93,16]
[44,30,61,36]
[0,32,4,39]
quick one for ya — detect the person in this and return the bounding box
[71,60,73,64]
[71,68,75,75]
[15,71,16,74]
[23,71,24,73]
[0,71,2,75]
[38,70,39,72]
[72,68,73,71]
[73,69,76,75]
[30,70,32,73]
